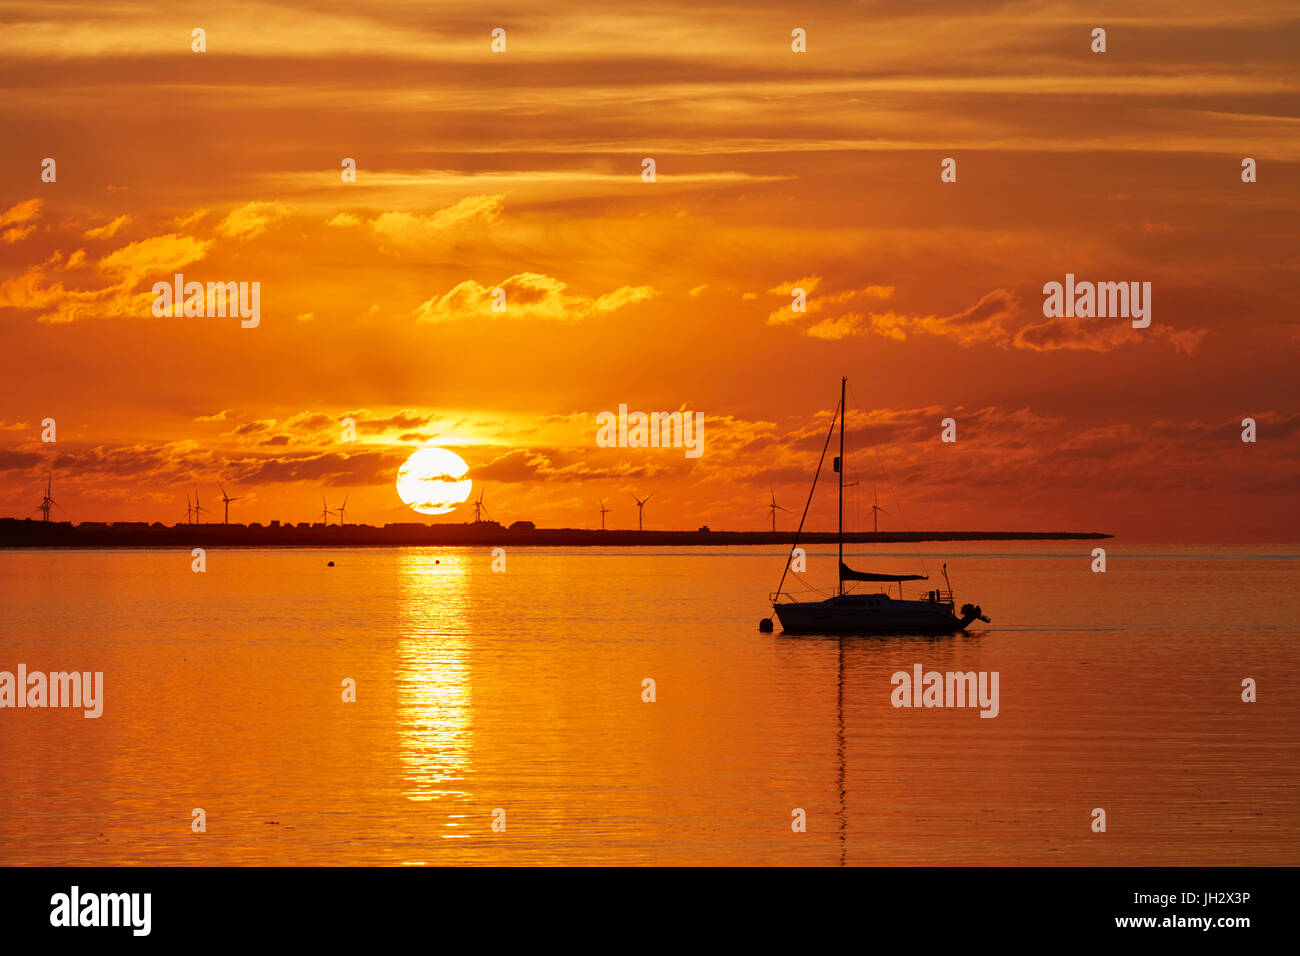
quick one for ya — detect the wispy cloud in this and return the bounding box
[413,272,657,323]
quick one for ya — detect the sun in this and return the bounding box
[395,447,473,516]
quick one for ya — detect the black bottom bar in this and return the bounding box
[0,866,1286,943]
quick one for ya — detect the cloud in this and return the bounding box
[764,281,1203,354]
[228,419,277,437]
[0,252,163,323]
[239,450,405,486]
[98,233,211,284]
[216,201,291,241]
[0,234,215,326]
[806,313,866,340]
[0,267,73,313]
[2,225,36,243]
[473,448,667,484]
[413,272,658,324]
[368,195,503,245]
[22,440,406,489]
[766,279,892,326]
[284,412,336,431]
[1014,314,1207,354]
[192,408,441,447]
[768,275,821,297]
[195,408,446,449]
[869,288,1022,346]
[171,209,209,229]
[0,198,41,227]
[341,409,436,433]
[0,449,44,471]
[0,198,42,243]
[83,215,131,239]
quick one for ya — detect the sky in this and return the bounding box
[1,0,1297,540]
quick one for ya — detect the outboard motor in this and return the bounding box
[960,603,991,624]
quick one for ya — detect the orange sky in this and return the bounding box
[1,1,1297,540]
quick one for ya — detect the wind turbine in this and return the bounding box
[38,474,60,522]
[599,499,611,531]
[867,487,887,533]
[333,493,349,526]
[471,485,490,524]
[192,488,208,524]
[319,497,334,526]
[630,492,652,531]
[220,483,243,525]
[768,487,790,532]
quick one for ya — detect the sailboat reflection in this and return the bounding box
[396,551,473,814]
[820,633,961,866]
[836,637,846,867]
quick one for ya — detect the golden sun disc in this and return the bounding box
[395,447,472,515]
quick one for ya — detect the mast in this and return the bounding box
[838,375,845,596]
[766,387,840,620]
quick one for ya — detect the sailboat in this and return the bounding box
[765,377,990,635]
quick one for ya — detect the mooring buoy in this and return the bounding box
[758,618,773,632]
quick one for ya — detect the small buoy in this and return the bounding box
[758,618,774,632]
[327,561,335,567]
[435,559,440,564]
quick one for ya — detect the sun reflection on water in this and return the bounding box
[395,551,473,805]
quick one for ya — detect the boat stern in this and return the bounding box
[958,603,991,630]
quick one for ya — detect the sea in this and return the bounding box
[1,541,1296,865]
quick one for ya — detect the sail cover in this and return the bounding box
[840,562,927,582]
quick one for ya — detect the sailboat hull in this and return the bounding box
[774,594,975,635]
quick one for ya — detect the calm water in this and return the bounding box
[1,542,1296,865]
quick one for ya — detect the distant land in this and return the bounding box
[0,517,1111,548]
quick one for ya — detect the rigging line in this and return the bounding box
[787,570,833,598]
[844,380,929,579]
[769,395,841,611]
